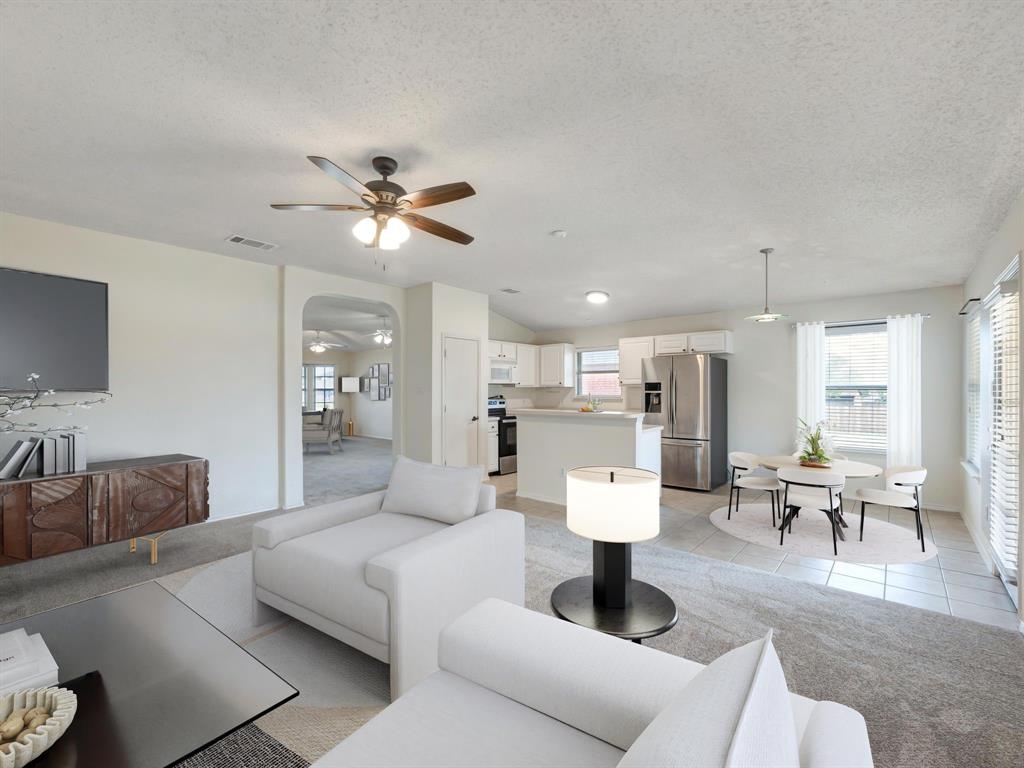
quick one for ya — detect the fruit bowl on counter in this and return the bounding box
[0,687,77,767]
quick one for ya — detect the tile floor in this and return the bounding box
[487,474,1021,632]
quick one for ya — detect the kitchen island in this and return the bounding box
[510,409,662,504]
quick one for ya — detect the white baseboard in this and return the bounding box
[349,433,392,441]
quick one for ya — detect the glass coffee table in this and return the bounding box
[0,581,297,767]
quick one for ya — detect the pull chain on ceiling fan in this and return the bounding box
[745,247,788,323]
[272,156,475,249]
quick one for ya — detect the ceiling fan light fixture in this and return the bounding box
[374,332,384,344]
[585,290,610,304]
[352,216,377,245]
[385,215,411,243]
[309,342,327,353]
[378,228,401,250]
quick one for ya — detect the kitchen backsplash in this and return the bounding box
[489,385,642,411]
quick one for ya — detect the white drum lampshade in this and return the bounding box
[567,466,660,543]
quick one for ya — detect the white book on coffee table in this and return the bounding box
[0,628,59,696]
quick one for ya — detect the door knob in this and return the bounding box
[471,416,479,421]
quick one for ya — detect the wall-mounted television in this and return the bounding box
[0,268,109,391]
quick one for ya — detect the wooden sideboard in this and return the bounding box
[0,454,209,566]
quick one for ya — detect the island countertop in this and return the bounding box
[509,408,645,419]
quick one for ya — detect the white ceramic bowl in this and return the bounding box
[0,687,77,768]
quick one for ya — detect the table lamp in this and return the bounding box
[565,466,660,608]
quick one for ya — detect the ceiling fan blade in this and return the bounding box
[398,182,475,209]
[271,203,369,211]
[401,213,474,245]
[307,156,376,201]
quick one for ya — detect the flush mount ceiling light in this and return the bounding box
[585,290,610,304]
[272,155,475,249]
[745,248,788,323]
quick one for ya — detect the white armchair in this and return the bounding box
[251,457,525,698]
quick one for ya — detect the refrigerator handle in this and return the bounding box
[670,366,676,430]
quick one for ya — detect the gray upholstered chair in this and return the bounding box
[303,408,343,453]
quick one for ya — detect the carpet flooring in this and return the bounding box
[302,436,393,507]
[172,723,308,768]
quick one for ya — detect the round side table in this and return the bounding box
[550,577,678,643]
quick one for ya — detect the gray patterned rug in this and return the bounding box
[172,723,307,768]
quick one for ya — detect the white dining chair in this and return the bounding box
[853,466,928,552]
[777,466,845,556]
[728,451,781,526]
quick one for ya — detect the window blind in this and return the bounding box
[988,291,1019,582]
[966,313,981,466]
[576,348,621,398]
[825,323,887,452]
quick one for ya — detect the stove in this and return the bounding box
[488,397,517,475]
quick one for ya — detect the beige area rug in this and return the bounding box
[157,556,386,763]
[709,503,936,564]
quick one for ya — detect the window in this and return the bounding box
[301,364,335,410]
[825,323,887,452]
[966,312,981,466]
[987,288,1018,582]
[575,348,621,399]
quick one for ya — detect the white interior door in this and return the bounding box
[443,335,481,467]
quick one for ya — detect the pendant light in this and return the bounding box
[745,247,788,323]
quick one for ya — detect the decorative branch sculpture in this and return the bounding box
[0,373,111,435]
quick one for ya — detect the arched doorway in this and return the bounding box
[300,294,401,506]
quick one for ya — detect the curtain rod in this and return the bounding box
[791,315,931,329]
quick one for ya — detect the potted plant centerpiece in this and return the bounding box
[796,419,834,468]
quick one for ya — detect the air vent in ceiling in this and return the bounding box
[225,234,279,251]
[499,288,521,294]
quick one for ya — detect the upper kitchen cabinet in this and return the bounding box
[688,330,734,353]
[516,344,539,387]
[618,336,655,385]
[488,340,518,360]
[539,343,575,387]
[654,334,689,355]
[654,331,733,355]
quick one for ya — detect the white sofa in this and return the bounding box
[252,458,525,698]
[313,599,873,767]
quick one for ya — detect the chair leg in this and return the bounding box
[780,507,787,546]
[830,510,838,556]
[770,491,776,527]
[728,483,734,520]
[915,506,925,553]
[859,501,866,541]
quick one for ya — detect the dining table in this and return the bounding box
[758,455,883,540]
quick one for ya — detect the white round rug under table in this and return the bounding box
[708,504,936,564]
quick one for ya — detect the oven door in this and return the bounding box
[498,417,517,474]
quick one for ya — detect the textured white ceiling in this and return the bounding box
[2,1,1022,330]
[303,297,390,350]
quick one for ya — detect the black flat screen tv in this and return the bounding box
[0,268,109,391]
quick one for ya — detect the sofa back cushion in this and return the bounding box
[617,630,799,768]
[382,455,485,524]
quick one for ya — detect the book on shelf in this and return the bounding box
[0,440,34,480]
[72,432,86,471]
[16,438,42,478]
[58,434,72,474]
[42,437,57,475]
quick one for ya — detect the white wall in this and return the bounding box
[513,285,964,510]
[346,348,394,439]
[0,213,280,518]
[960,188,1023,615]
[489,310,536,344]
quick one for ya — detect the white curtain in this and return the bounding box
[887,314,923,467]
[795,322,826,430]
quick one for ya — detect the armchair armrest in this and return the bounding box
[365,509,524,697]
[253,490,385,550]
[436,597,700,751]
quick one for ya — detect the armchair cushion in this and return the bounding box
[618,631,799,767]
[382,456,484,524]
[254,511,445,644]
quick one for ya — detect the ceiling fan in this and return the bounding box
[357,316,393,346]
[272,156,475,249]
[305,330,346,354]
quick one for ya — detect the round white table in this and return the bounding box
[758,454,882,478]
[758,455,882,540]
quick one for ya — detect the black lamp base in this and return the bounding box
[593,541,631,608]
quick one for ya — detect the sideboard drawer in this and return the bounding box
[29,477,89,558]
[108,464,190,540]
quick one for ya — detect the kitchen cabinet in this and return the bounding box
[488,340,517,361]
[618,336,654,385]
[654,334,689,356]
[653,330,733,355]
[539,343,575,387]
[516,343,539,387]
[688,330,734,353]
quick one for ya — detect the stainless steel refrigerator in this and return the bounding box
[641,354,727,490]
